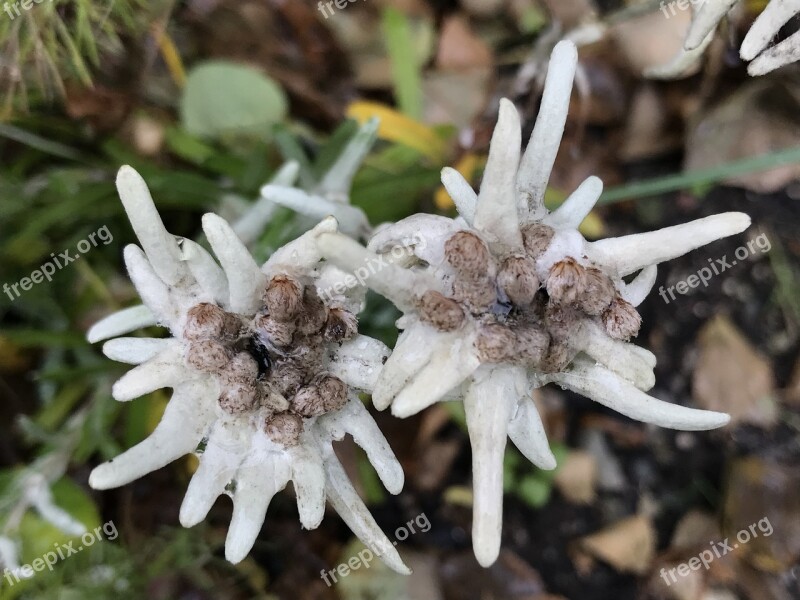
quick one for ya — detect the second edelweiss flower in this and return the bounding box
[87,167,408,573]
[317,41,750,567]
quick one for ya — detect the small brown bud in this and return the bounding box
[521,224,555,257]
[515,325,549,366]
[255,313,295,347]
[417,290,465,332]
[475,324,517,363]
[224,352,259,382]
[602,297,641,340]
[317,375,348,412]
[185,340,231,372]
[497,256,540,306]
[264,275,304,322]
[578,267,616,315]
[290,385,326,417]
[444,231,490,277]
[296,287,328,335]
[184,303,239,341]
[323,308,358,342]
[546,258,588,304]
[218,381,258,414]
[545,303,581,341]
[265,412,303,447]
[451,277,496,313]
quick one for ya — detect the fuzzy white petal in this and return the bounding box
[589,212,751,277]
[684,0,738,50]
[202,213,266,315]
[226,449,291,564]
[90,380,215,489]
[373,321,441,410]
[319,441,410,575]
[315,118,379,200]
[317,232,429,312]
[102,337,174,365]
[543,176,603,230]
[321,396,404,495]
[441,167,477,225]
[261,185,369,239]
[368,214,460,267]
[741,0,800,60]
[507,395,557,470]
[327,335,391,392]
[116,166,188,285]
[179,419,243,527]
[232,161,300,245]
[391,333,481,418]
[548,359,730,430]
[748,29,800,75]
[574,321,656,391]
[266,216,338,272]
[110,344,190,401]
[86,305,157,343]
[517,41,578,220]
[463,367,517,567]
[289,443,326,530]
[179,239,229,307]
[646,30,714,79]
[618,265,658,307]
[123,245,179,326]
[474,99,523,254]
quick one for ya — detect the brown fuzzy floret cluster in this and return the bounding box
[415,226,641,373]
[181,273,358,447]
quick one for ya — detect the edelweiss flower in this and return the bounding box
[317,41,750,567]
[87,166,408,573]
[649,0,800,78]
[257,119,378,240]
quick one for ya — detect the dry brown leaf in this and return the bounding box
[610,8,692,74]
[692,315,777,427]
[553,450,597,504]
[577,515,656,574]
[436,14,493,71]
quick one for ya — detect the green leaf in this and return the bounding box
[382,8,424,119]
[180,61,288,140]
[517,474,553,508]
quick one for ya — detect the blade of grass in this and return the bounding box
[599,146,800,204]
[382,7,423,119]
[0,123,85,162]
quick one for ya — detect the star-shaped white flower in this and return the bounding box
[257,119,377,240]
[649,0,800,78]
[317,41,749,567]
[87,166,408,573]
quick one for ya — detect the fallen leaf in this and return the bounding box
[693,315,777,427]
[436,14,493,71]
[553,450,597,504]
[577,515,656,574]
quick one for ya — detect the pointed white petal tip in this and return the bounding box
[474,539,500,568]
[88,464,113,490]
[552,39,579,65]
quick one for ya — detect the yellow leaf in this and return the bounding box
[347,101,446,162]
